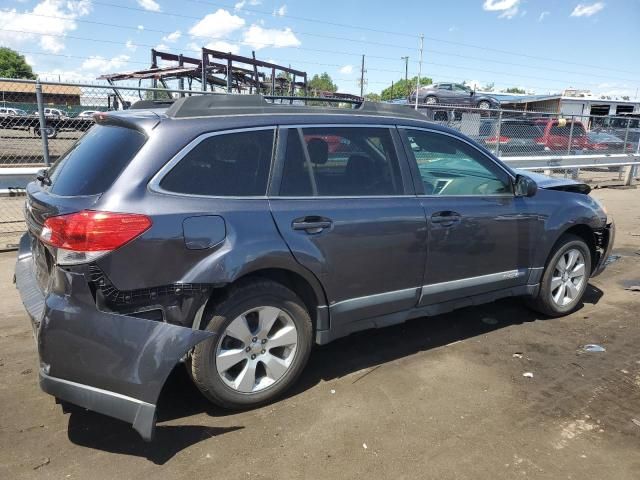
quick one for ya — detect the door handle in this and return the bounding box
[431,211,461,227]
[292,216,333,234]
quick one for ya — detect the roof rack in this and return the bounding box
[164,94,426,120]
[130,99,176,110]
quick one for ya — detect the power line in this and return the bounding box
[4,8,639,83]
[95,0,638,75]
[2,27,627,91]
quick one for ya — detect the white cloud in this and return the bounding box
[482,0,520,18]
[154,43,169,52]
[242,25,300,50]
[204,41,240,54]
[0,0,92,53]
[448,25,459,32]
[81,54,131,73]
[234,0,261,10]
[339,65,353,74]
[189,9,245,38]
[137,0,161,12]
[538,11,550,21]
[275,4,287,16]
[137,25,145,31]
[570,2,605,17]
[125,40,137,51]
[162,30,181,42]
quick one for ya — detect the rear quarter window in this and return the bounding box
[48,125,146,196]
[159,129,275,196]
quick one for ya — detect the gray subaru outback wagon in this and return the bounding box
[15,95,614,440]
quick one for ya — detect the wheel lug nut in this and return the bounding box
[251,354,256,360]
[245,347,251,352]
[261,339,267,344]
[252,337,258,343]
[261,349,266,354]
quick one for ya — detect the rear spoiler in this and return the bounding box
[129,99,176,110]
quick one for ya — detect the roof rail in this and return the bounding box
[130,99,176,109]
[165,94,426,120]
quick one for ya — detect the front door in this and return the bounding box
[399,127,535,306]
[270,126,427,329]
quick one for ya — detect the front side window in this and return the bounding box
[402,129,512,196]
[279,127,403,196]
[160,129,274,196]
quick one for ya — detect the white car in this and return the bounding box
[0,107,28,116]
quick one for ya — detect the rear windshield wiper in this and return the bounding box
[36,169,52,186]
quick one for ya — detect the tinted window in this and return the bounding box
[501,123,543,139]
[49,125,146,196]
[279,127,403,196]
[160,129,274,196]
[402,129,511,196]
[550,122,586,136]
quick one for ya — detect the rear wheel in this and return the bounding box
[477,100,491,110]
[526,234,591,317]
[191,279,313,409]
[424,95,437,105]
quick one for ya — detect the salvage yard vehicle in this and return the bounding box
[534,118,589,151]
[408,83,500,109]
[15,95,614,441]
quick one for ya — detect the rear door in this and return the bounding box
[399,127,536,306]
[269,125,427,328]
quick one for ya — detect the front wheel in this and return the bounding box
[477,100,491,110]
[424,95,437,105]
[526,234,591,317]
[190,279,313,409]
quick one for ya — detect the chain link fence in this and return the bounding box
[1,79,639,249]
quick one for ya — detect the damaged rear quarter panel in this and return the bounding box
[41,267,215,404]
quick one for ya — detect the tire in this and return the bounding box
[424,95,437,105]
[526,234,592,317]
[191,279,313,409]
[477,100,491,110]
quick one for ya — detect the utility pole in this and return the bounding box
[415,34,424,110]
[401,56,409,96]
[359,54,366,97]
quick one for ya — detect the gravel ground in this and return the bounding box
[0,187,639,479]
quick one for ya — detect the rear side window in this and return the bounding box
[550,122,586,136]
[279,127,403,197]
[160,129,275,196]
[501,123,543,139]
[49,125,146,196]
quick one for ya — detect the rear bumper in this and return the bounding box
[39,370,157,440]
[14,233,215,441]
[592,220,615,277]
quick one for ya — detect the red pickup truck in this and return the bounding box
[534,118,589,151]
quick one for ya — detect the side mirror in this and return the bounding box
[514,174,537,197]
[470,90,475,96]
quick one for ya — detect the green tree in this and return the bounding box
[0,47,36,79]
[380,76,432,101]
[308,72,338,93]
[364,92,381,102]
[502,87,526,94]
[482,82,495,92]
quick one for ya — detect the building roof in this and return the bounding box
[0,80,82,96]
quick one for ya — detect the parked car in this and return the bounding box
[32,107,68,118]
[0,107,28,116]
[534,118,589,151]
[586,131,630,153]
[478,119,547,155]
[592,114,640,146]
[408,83,499,109]
[15,95,614,440]
[76,110,99,118]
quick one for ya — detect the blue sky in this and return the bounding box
[1,0,639,97]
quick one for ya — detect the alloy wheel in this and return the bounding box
[215,306,298,393]
[550,248,586,307]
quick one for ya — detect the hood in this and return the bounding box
[516,169,591,194]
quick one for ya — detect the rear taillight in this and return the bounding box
[40,210,152,265]
[535,137,546,145]
[485,136,510,145]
